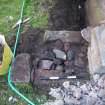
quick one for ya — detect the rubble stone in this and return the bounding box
[43,74,105,105]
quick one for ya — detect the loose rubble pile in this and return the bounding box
[43,74,105,105]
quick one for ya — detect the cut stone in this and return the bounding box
[44,31,83,43]
[11,53,31,83]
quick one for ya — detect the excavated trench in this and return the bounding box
[9,0,89,90]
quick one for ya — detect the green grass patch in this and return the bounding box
[24,0,48,28]
[0,0,21,36]
[0,0,48,36]
[0,82,48,105]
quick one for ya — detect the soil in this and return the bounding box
[48,0,87,30]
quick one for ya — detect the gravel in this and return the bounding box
[42,74,105,105]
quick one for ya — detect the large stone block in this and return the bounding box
[87,25,105,74]
[11,53,31,83]
[44,31,83,43]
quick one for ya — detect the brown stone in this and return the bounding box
[11,53,31,83]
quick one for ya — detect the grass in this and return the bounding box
[0,0,48,36]
[24,0,48,28]
[0,0,21,36]
[0,82,48,105]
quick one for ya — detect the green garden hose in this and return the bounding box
[8,0,37,105]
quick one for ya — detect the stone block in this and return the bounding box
[44,31,83,43]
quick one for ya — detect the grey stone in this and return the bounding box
[64,96,80,105]
[85,95,97,105]
[97,89,105,98]
[49,88,63,100]
[63,81,70,89]
[97,75,105,88]
[43,75,105,105]
[93,74,100,83]
[53,49,66,60]
[44,31,83,43]
[11,53,31,83]
[80,84,89,94]
[73,88,82,99]
[39,60,53,70]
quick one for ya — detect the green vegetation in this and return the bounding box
[0,82,48,105]
[0,0,48,36]
[24,0,48,28]
[0,0,21,36]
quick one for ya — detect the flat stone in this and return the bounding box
[97,89,105,98]
[88,25,105,74]
[44,31,83,43]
